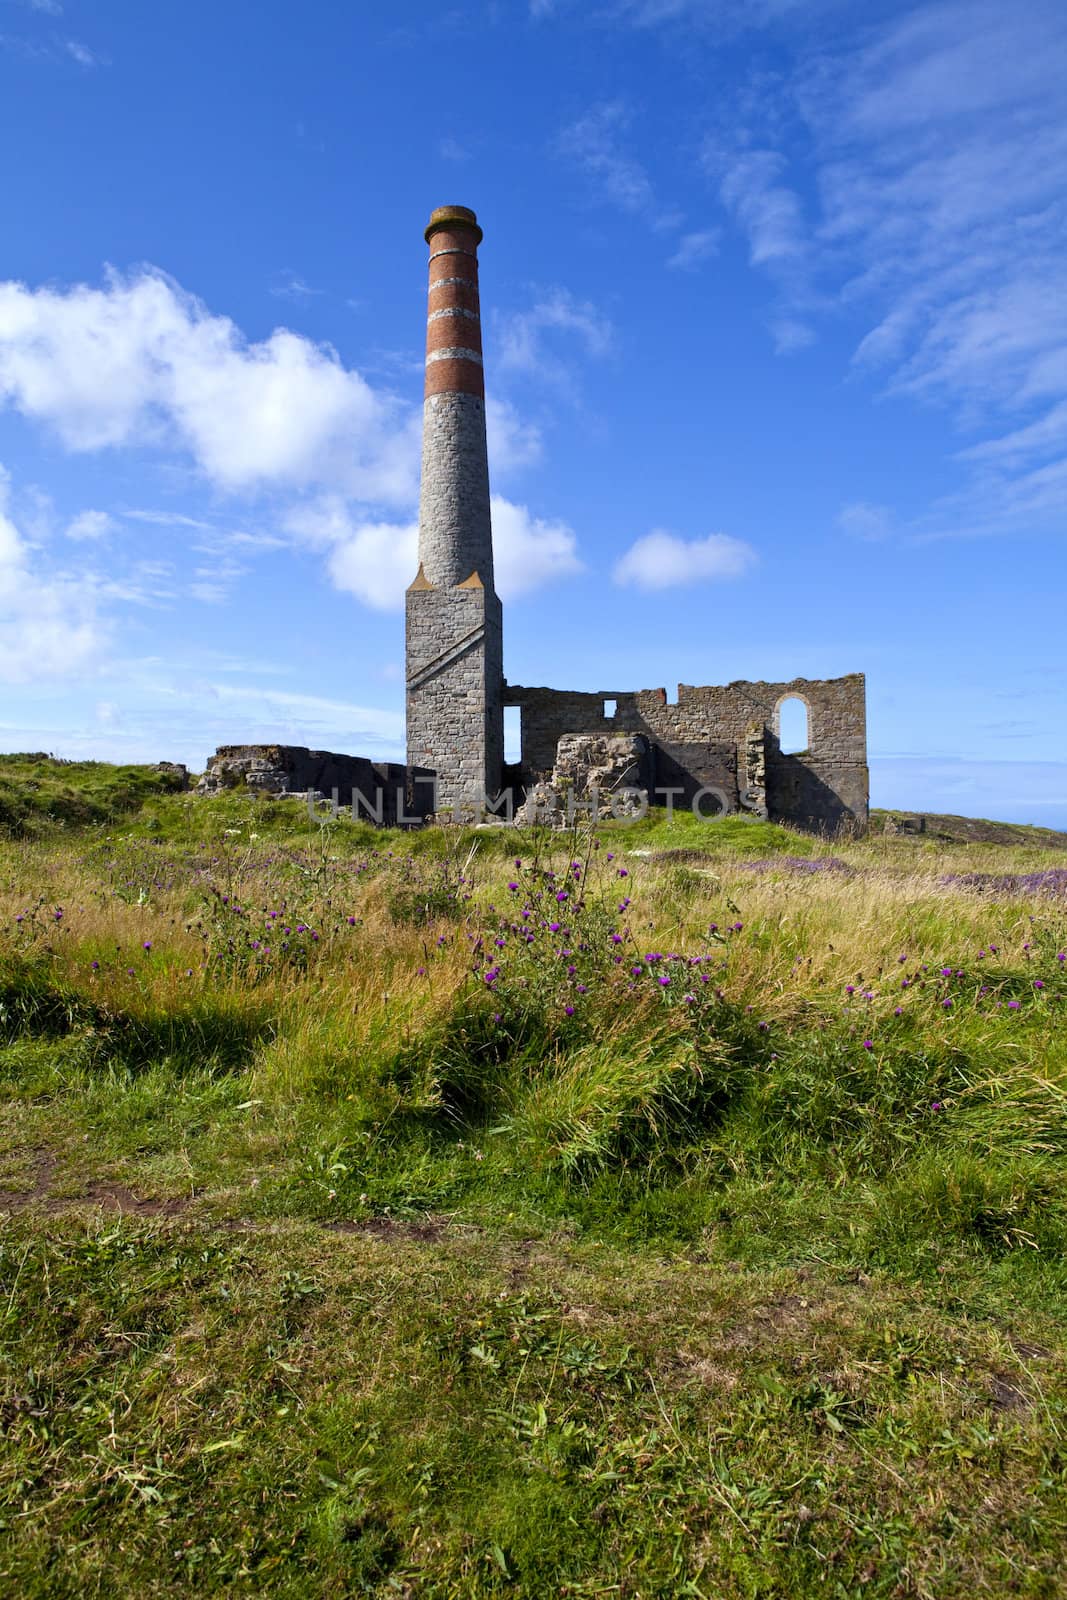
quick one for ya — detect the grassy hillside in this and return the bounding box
[0,753,189,837]
[1,767,1065,1596]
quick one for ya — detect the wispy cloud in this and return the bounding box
[555,100,659,217]
[702,0,1067,538]
[65,509,115,541]
[438,135,469,162]
[666,229,720,271]
[62,36,100,66]
[836,502,894,542]
[0,464,105,682]
[493,288,613,391]
[269,270,322,302]
[613,528,757,589]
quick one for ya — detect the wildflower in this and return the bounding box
[709,923,718,933]
[606,853,615,862]
[732,922,743,932]
[549,921,561,933]
[611,933,623,944]
[416,966,426,976]
[576,984,587,994]
[508,882,519,892]
[942,998,952,1009]
[556,890,568,903]
[658,975,670,987]
[347,916,356,925]
[758,1021,770,1032]
[618,868,628,878]
[1008,1000,1020,1010]
[845,985,855,996]
[631,965,642,977]
[564,1005,575,1016]
[1034,979,1046,990]
[143,940,152,951]
[931,1101,944,1113]
[862,1040,873,1050]
[940,967,953,978]
[893,1006,903,1015]
[90,960,99,970]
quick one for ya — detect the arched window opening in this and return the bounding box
[778,696,809,755]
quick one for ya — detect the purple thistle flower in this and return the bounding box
[862,1040,873,1050]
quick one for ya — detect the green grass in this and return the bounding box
[1,763,1066,1596]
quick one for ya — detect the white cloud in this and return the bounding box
[0,465,104,682]
[324,515,418,612]
[0,267,578,617]
[490,496,583,599]
[486,396,542,471]
[290,494,582,611]
[613,528,757,589]
[0,267,419,505]
[666,230,720,271]
[65,509,115,541]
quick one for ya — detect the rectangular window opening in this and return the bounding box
[603,698,617,719]
[504,705,522,765]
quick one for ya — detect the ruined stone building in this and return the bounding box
[201,205,868,833]
[403,205,868,833]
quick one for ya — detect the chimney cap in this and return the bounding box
[425,205,483,245]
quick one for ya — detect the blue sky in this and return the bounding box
[1,0,1065,825]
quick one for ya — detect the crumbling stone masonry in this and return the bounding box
[504,676,869,833]
[197,747,434,824]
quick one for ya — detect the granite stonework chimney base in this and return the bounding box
[405,205,503,817]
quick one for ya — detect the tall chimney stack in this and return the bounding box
[405,205,503,814]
